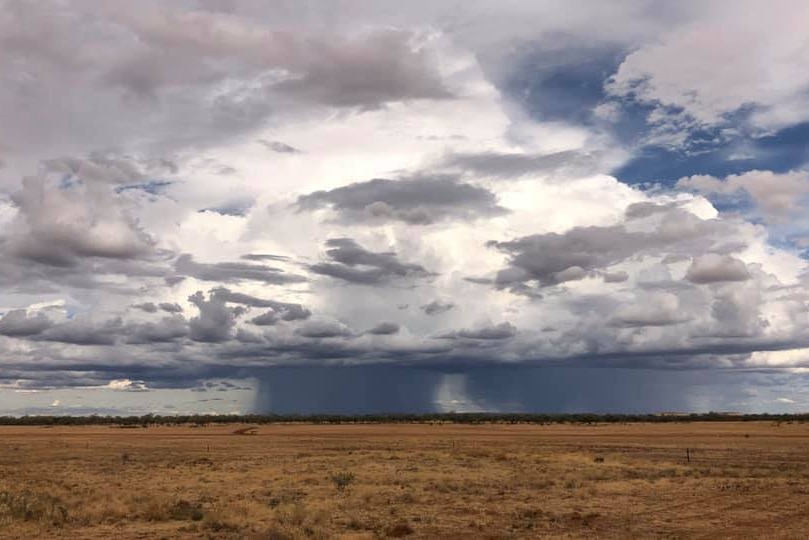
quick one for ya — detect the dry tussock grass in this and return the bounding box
[1,422,809,538]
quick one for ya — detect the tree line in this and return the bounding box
[0,412,807,426]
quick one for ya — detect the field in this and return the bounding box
[1,422,809,539]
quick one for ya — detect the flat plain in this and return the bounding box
[1,422,809,539]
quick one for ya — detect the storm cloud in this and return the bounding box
[3,1,809,416]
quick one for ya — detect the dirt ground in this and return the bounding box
[1,421,808,539]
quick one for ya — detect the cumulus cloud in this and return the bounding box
[5,174,154,267]
[125,316,188,344]
[490,226,640,290]
[624,202,678,220]
[610,293,691,327]
[366,322,401,335]
[187,291,244,343]
[607,2,809,133]
[443,322,518,340]
[310,238,433,285]
[257,140,301,154]
[686,254,751,284]
[487,205,749,294]
[296,320,354,339]
[0,310,53,337]
[0,2,456,158]
[43,154,150,185]
[106,379,149,391]
[269,29,453,108]
[677,170,809,220]
[421,301,455,315]
[36,317,124,346]
[702,287,767,339]
[175,254,307,285]
[241,253,292,262]
[603,271,629,283]
[297,176,505,225]
[159,302,183,313]
[210,287,311,321]
[250,311,279,326]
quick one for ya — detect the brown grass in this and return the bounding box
[1,422,809,538]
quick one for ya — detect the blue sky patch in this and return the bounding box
[614,121,809,186]
[505,43,627,125]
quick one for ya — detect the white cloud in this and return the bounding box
[678,170,809,221]
[106,379,148,391]
[608,0,809,134]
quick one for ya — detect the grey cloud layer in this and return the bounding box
[421,300,455,315]
[488,206,749,292]
[257,140,301,154]
[443,322,518,340]
[6,175,154,267]
[0,310,53,337]
[686,254,751,284]
[309,238,433,285]
[366,322,401,335]
[0,2,455,157]
[175,255,307,285]
[297,176,506,225]
[209,287,311,322]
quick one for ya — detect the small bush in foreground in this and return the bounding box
[330,471,356,491]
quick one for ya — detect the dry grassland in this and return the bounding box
[1,422,809,538]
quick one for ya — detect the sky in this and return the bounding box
[2,0,809,415]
